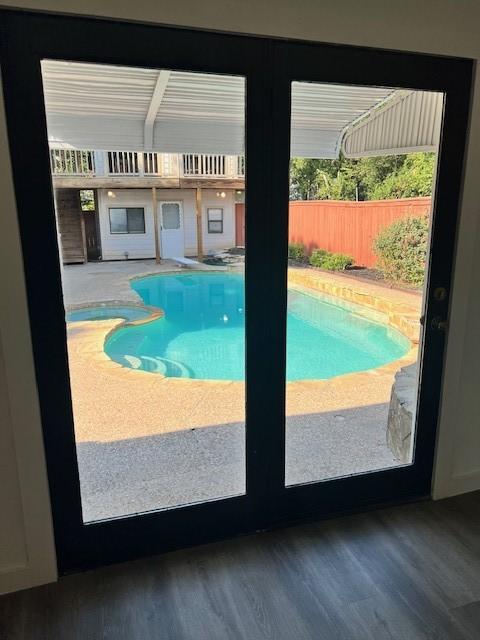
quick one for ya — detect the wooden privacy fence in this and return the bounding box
[288,197,431,267]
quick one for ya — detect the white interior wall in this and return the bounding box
[0,71,57,595]
[97,188,235,260]
[1,0,480,593]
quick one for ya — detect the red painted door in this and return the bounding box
[235,203,245,246]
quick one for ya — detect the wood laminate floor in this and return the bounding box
[1,492,480,639]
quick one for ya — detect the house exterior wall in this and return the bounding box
[97,188,236,260]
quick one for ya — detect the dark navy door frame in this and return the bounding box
[0,9,472,574]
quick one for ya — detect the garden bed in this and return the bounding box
[288,260,422,294]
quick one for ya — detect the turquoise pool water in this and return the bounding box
[104,272,410,381]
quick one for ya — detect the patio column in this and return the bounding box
[195,187,204,261]
[152,186,161,263]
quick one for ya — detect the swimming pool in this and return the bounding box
[104,272,410,381]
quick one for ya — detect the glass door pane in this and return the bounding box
[41,60,247,521]
[285,81,443,485]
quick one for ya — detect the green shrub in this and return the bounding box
[373,215,429,286]
[309,249,330,267]
[288,243,307,262]
[309,249,353,270]
[321,253,354,271]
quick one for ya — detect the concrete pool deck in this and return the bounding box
[62,260,421,522]
[61,258,222,307]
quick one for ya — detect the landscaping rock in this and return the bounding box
[387,362,418,462]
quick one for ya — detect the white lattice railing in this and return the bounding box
[143,152,159,175]
[143,152,178,177]
[50,149,95,175]
[50,149,245,179]
[107,151,139,175]
[237,155,245,177]
[182,154,227,177]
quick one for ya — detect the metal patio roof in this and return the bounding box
[41,60,442,158]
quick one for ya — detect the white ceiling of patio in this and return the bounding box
[41,60,442,158]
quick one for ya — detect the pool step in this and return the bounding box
[124,354,194,378]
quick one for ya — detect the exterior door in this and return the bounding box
[235,203,245,246]
[83,210,101,261]
[267,41,472,524]
[0,9,472,574]
[159,201,184,258]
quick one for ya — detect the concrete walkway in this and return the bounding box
[62,260,419,522]
[61,258,219,307]
[76,404,397,520]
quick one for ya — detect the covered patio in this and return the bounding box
[43,60,443,261]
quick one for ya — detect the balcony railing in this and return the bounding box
[143,152,178,177]
[237,155,245,177]
[50,149,245,180]
[50,149,95,175]
[183,153,226,177]
[107,151,139,175]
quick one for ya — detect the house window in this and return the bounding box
[161,202,181,229]
[207,208,224,233]
[109,207,145,234]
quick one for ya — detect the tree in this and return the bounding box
[289,158,341,200]
[289,152,434,201]
[80,189,95,211]
[369,153,435,200]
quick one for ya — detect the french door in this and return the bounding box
[0,10,472,573]
[159,202,184,259]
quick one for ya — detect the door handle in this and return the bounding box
[431,316,448,332]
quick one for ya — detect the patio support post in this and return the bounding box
[195,187,204,261]
[79,212,87,264]
[152,186,161,263]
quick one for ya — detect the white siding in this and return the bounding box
[98,188,236,260]
[97,189,156,260]
[197,189,236,255]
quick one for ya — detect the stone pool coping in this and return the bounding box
[287,267,422,343]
